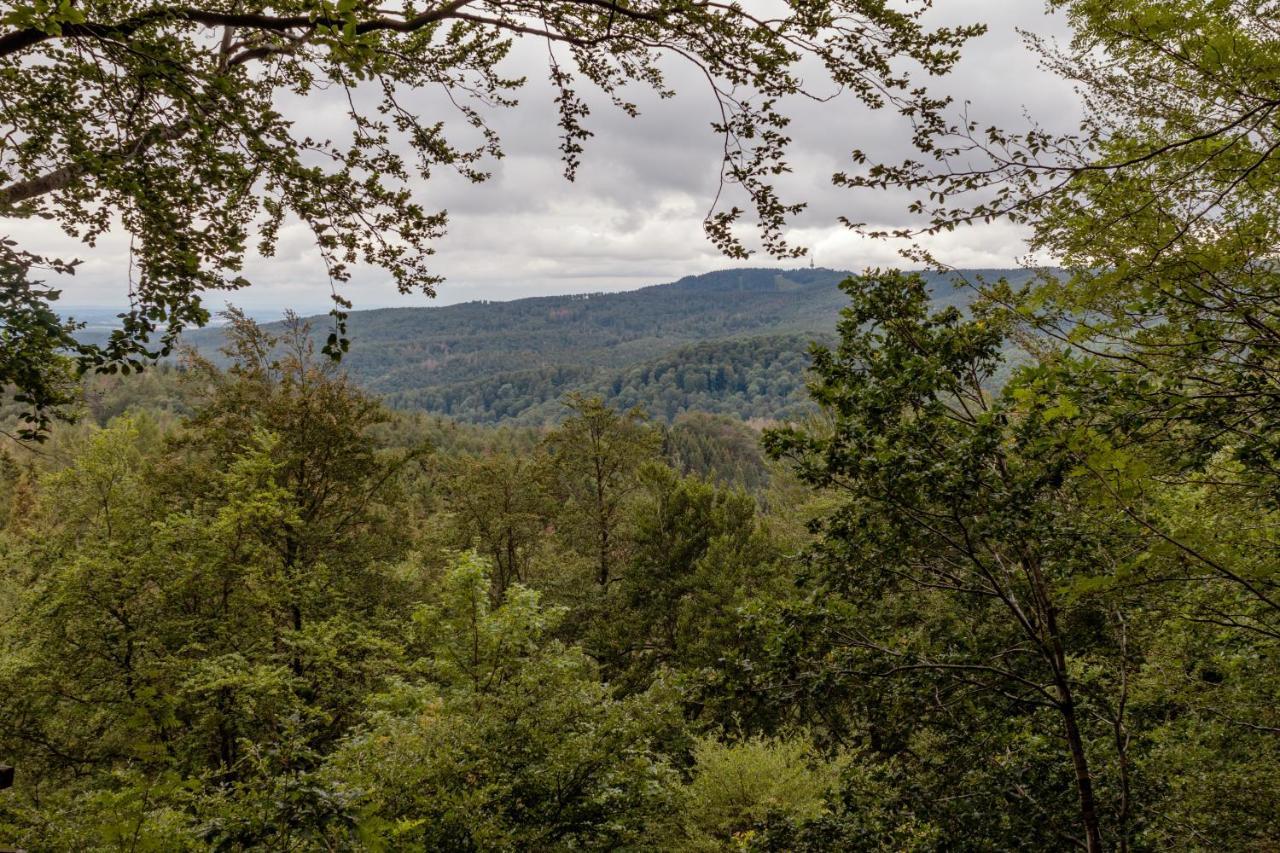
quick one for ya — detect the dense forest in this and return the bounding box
[380,333,831,424]
[4,273,1278,849]
[178,268,1017,425]
[3,0,1280,850]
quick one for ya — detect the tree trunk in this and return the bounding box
[1020,545,1106,853]
[597,525,610,586]
[1057,682,1105,852]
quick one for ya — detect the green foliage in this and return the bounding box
[764,271,1137,849]
[0,325,801,849]
[663,734,840,851]
[663,412,773,493]
[436,453,549,597]
[331,555,680,851]
[0,315,421,847]
[600,464,780,699]
[8,2,1280,845]
[0,260,83,439]
[854,32,1280,849]
[543,393,660,587]
[5,261,1280,848]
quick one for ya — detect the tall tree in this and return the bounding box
[439,449,548,598]
[329,553,680,850]
[868,0,1280,772]
[181,311,428,646]
[0,314,423,846]
[600,463,778,698]
[543,393,657,587]
[765,272,1136,851]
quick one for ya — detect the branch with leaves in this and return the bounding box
[0,0,980,435]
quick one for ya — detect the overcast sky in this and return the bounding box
[12,1,1077,318]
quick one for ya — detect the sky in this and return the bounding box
[9,1,1078,318]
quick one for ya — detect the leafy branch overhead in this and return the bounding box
[0,0,981,403]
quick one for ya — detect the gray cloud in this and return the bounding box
[6,2,1079,318]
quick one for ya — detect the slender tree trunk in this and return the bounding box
[1113,610,1132,853]
[598,524,610,586]
[1114,717,1131,853]
[217,687,236,778]
[594,439,609,587]
[284,535,304,676]
[1018,544,1106,853]
[1056,677,1105,853]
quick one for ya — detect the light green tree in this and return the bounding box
[328,553,681,850]
[543,393,659,587]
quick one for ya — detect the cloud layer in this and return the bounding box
[8,1,1078,318]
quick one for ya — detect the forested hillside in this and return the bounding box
[184,267,1022,423]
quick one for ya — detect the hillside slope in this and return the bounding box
[185,267,1034,423]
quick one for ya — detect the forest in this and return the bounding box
[178,267,1002,425]
[4,270,1278,849]
[2,0,1280,850]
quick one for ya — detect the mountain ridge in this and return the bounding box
[183,266,1037,424]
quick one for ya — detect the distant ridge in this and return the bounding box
[182,267,1037,424]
